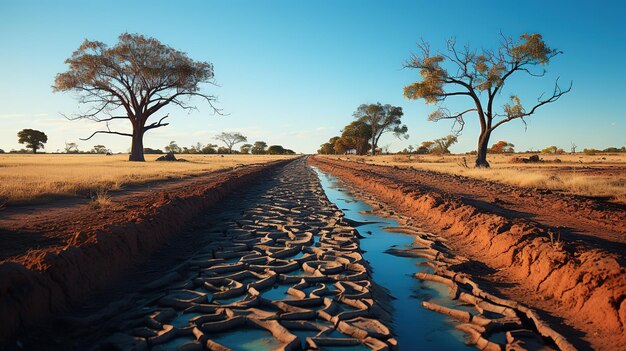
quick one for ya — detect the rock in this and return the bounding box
[156,152,177,162]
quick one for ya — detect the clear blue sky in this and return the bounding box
[1,0,624,154]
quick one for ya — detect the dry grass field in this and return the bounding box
[326,153,626,203]
[0,154,296,205]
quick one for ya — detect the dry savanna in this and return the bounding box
[0,154,295,205]
[327,153,626,203]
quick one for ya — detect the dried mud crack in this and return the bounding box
[9,158,394,351]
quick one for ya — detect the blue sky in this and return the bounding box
[0,0,624,154]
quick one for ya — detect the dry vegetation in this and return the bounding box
[0,154,295,205]
[325,153,626,203]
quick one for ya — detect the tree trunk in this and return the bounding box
[475,129,491,168]
[129,128,145,162]
[371,136,376,156]
[32,147,37,154]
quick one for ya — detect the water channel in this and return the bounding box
[313,167,472,350]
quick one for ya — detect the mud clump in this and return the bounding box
[155,151,179,161]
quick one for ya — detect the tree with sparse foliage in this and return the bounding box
[92,145,109,154]
[430,135,458,154]
[215,132,247,154]
[53,33,218,162]
[64,142,79,153]
[490,140,515,153]
[17,129,48,153]
[164,141,182,153]
[251,141,268,155]
[353,103,408,155]
[403,33,571,167]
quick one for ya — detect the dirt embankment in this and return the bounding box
[309,156,626,350]
[0,158,295,342]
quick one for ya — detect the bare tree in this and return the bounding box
[53,33,218,162]
[353,103,408,156]
[215,132,247,154]
[403,33,571,167]
[570,142,577,154]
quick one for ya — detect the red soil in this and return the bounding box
[309,156,626,351]
[0,159,292,341]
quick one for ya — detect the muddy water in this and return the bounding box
[313,168,472,350]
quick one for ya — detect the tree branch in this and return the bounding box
[143,114,170,132]
[79,121,133,140]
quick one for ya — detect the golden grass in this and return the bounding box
[0,154,295,205]
[323,153,626,203]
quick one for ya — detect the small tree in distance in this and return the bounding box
[251,141,268,155]
[164,141,182,153]
[490,140,515,153]
[92,145,110,154]
[353,103,408,156]
[240,143,253,154]
[215,132,247,154]
[64,142,79,153]
[403,33,571,167]
[430,135,458,154]
[17,129,48,153]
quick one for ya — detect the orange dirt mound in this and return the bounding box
[309,156,626,350]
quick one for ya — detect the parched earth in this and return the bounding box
[1,157,622,350]
[309,156,626,351]
[9,158,395,350]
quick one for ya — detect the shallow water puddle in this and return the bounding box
[313,168,472,350]
[211,328,282,351]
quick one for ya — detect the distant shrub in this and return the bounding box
[583,148,598,155]
[143,148,164,154]
[541,146,558,154]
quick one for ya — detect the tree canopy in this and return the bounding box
[251,141,268,154]
[17,129,48,153]
[53,33,217,161]
[215,132,247,154]
[403,33,570,167]
[353,103,408,155]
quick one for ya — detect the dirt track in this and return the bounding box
[309,156,626,351]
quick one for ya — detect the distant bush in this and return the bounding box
[143,148,164,154]
[541,146,564,154]
[0,149,4,154]
[583,148,598,155]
